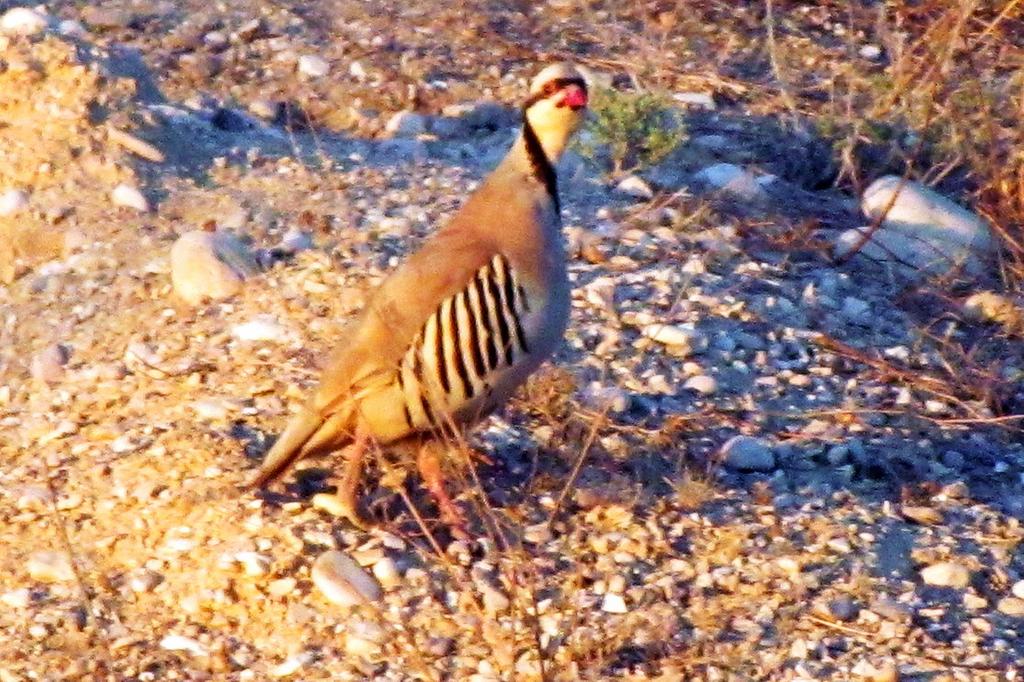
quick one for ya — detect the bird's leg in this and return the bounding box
[465,447,493,466]
[312,428,372,530]
[416,440,469,538]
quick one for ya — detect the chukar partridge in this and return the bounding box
[249,63,589,531]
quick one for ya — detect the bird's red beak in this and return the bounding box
[560,84,588,110]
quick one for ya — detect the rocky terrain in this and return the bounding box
[1,1,1024,680]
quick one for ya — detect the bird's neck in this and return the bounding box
[507,116,562,212]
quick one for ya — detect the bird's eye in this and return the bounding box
[541,81,560,96]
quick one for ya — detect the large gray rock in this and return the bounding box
[835,176,994,277]
[720,436,775,472]
[170,230,259,306]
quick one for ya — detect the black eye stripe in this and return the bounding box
[522,77,588,110]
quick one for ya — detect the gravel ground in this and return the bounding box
[2,3,1024,680]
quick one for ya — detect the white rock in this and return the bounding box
[1,588,31,608]
[720,436,775,472]
[170,230,259,306]
[128,569,163,593]
[57,19,87,38]
[231,316,292,343]
[311,550,383,607]
[110,184,150,212]
[684,374,717,395]
[371,557,401,589]
[349,60,368,81]
[920,561,970,588]
[236,551,272,577]
[297,54,330,78]
[344,620,385,659]
[265,577,295,598]
[844,176,994,277]
[695,163,767,202]
[160,634,208,657]
[190,398,233,421]
[673,92,715,110]
[270,652,314,678]
[385,111,429,137]
[203,31,228,49]
[859,44,883,60]
[642,324,706,354]
[1012,580,1024,599]
[997,597,1024,617]
[0,189,28,216]
[601,593,628,614]
[614,175,654,200]
[1,7,48,36]
[26,551,74,583]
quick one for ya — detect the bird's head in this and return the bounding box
[522,62,589,162]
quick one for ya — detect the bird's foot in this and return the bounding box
[312,491,374,530]
[434,492,470,541]
[311,430,373,530]
[417,440,471,540]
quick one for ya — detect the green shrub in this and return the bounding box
[577,87,686,174]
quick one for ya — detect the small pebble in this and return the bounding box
[160,634,208,657]
[171,230,258,305]
[920,561,970,589]
[267,577,297,597]
[129,569,163,593]
[684,374,717,395]
[1,588,31,609]
[601,593,628,614]
[30,344,69,384]
[859,44,883,60]
[311,550,383,607]
[642,324,704,353]
[232,317,292,343]
[111,184,150,212]
[26,551,75,583]
[614,175,654,200]
[0,189,28,216]
[828,596,860,622]
[997,597,1024,617]
[344,620,385,659]
[236,552,271,577]
[297,55,330,78]
[371,557,401,589]
[270,652,313,678]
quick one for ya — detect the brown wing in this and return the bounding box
[310,168,550,419]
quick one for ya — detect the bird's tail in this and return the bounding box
[247,406,326,489]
